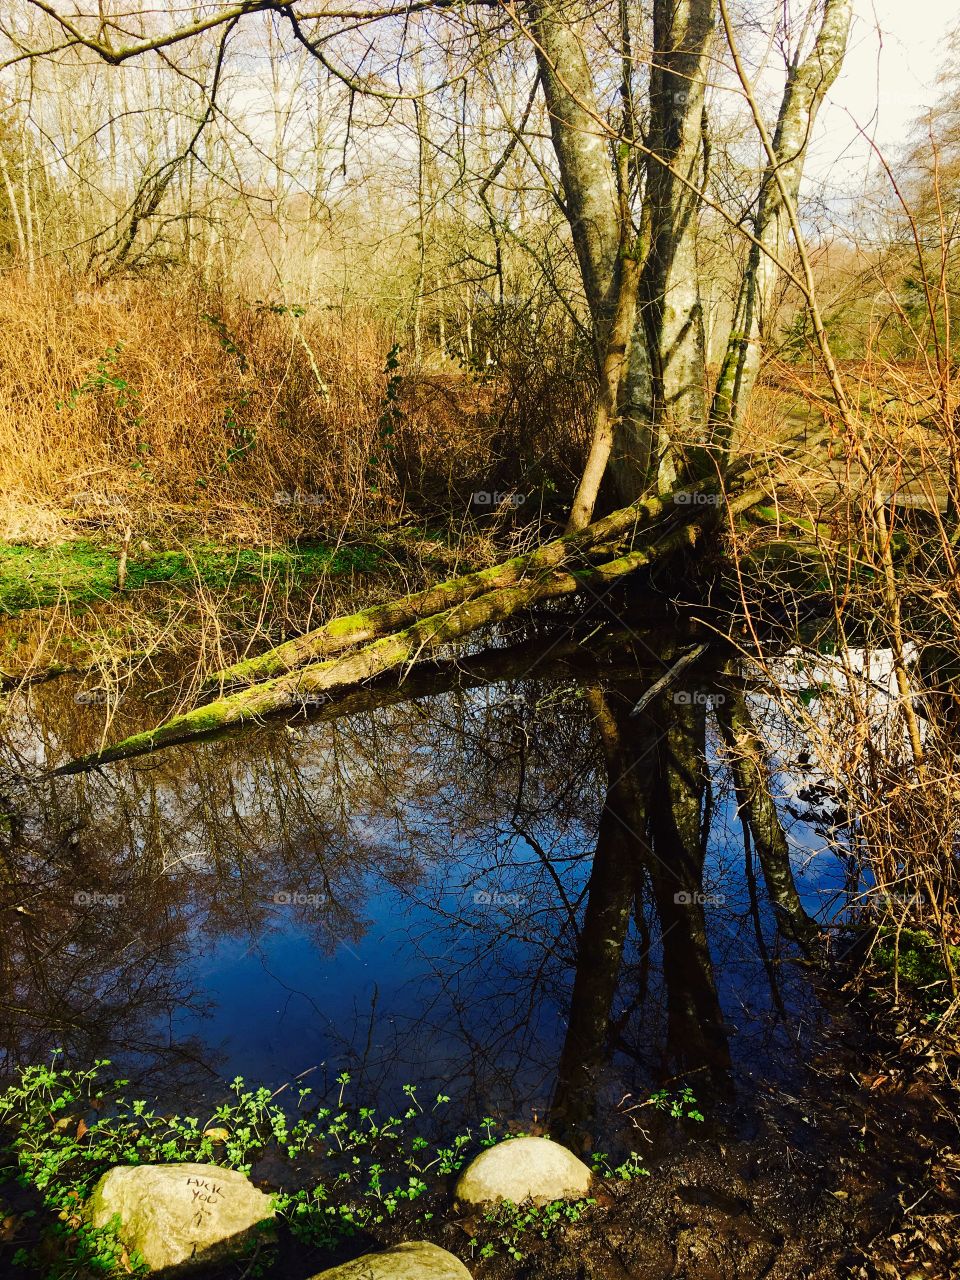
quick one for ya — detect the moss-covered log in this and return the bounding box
[55,472,773,774]
[206,468,753,688]
[57,626,663,774]
[56,520,725,772]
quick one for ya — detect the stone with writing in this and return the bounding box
[454,1136,593,1207]
[310,1240,473,1279]
[86,1162,275,1273]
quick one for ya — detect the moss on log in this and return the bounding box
[55,475,771,774]
[58,529,712,772]
[206,470,753,688]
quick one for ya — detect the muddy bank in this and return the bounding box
[4,968,953,1280]
[399,979,957,1279]
[306,983,956,1280]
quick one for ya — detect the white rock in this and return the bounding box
[454,1136,593,1207]
[310,1240,472,1278]
[87,1162,275,1273]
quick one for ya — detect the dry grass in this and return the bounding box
[0,264,593,719]
[0,267,593,547]
[724,342,960,998]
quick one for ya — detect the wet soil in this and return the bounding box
[429,973,959,1280]
[10,965,940,1280]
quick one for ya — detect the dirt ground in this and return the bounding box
[460,978,960,1280]
[253,969,959,1280]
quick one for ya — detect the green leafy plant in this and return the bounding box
[467,1196,595,1262]
[0,1059,497,1273]
[2,1059,686,1275]
[646,1086,705,1123]
[201,313,248,372]
[220,402,255,470]
[55,345,152,485]
[591,1149,651,1181]
[56,345,139,412]
[256,300,307,319]
[130,440,154,484]
[873,927,960,1008]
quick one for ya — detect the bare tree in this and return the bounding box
[0,0,857,763]
[710,0,852,448]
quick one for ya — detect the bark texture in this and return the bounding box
[209,483,685,686]
[530,0,651,514]
[566,254,641,530]
[530,0,718,504]
[624,0,717,491]
[710,0,852,445]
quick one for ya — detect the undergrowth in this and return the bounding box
[0,1055,705,1278]
[0,270,589,540]
[872,927,960,1012]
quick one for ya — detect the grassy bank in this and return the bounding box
[0,540,381,617]
[0,521,510,691]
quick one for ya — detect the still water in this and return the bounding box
[0,623,852,1149]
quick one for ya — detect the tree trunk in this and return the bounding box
[208,479,704,686]
[531,1,718,504]
[549,692,649,1146]
[530,0,652,514]
[709,0,852,447]
[566,254,641,530]
[716,682,818,943]
[57,470,783,774]
[621,0,716,492]
[56,525,714,773]
[644,685,733,1085]
[529,0,623,342]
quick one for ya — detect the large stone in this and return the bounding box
[454,1136,593,1207]
[87,1162,275,1274]
[310,1241,472,1278]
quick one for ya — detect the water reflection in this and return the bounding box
[0,624,832,1149]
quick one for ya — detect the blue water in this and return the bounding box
[0,660,848,1132]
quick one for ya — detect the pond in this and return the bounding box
[0,618,854,1156]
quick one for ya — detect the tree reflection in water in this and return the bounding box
[0,623,828,1150]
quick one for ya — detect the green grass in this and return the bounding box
[0,544,117,613]
[0,541,381,616]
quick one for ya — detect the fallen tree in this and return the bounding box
[206,467,747,688]
[56,461,782,774]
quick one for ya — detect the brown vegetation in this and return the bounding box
[0,268,594,545]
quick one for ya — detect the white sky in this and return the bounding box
[813,0,954,177]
